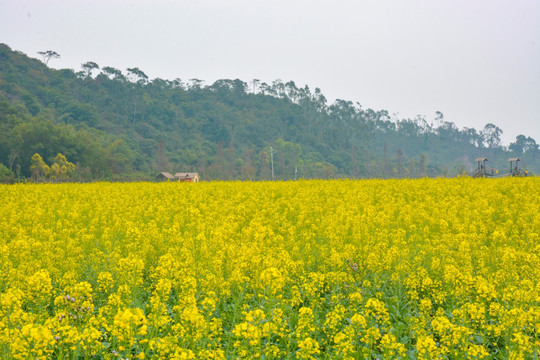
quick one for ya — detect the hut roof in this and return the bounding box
[475,157,488,162]
[175,172,199,178]
[157,172,175,179]
[508,158,520,162]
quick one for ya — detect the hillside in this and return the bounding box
[0,43,538,181]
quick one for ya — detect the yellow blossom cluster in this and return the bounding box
[0,177,539,358]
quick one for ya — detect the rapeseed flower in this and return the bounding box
[0,178,538,358]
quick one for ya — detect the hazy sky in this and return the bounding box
[1,0,539,144]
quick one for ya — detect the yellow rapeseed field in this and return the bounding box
[0,178,539,359]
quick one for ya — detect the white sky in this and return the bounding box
[1,0,539,145]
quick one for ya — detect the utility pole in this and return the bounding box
[270,146,275,180]
[295,166,297,180]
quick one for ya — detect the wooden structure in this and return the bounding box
[508,158,528,176]
[155,172,175,181]
[508,158,520,176]
[175,172,200,183]
[470,157,490,178]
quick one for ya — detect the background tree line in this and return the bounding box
[0,43,538,182]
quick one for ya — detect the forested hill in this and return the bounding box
[1,43,539,182]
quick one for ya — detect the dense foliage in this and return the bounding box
[1,43,539,181]
[1,178,539,358]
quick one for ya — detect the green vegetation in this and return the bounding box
[0,43,538,182]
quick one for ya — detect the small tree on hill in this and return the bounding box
[30,153,50,181]
[29,153,75,182]
[37,50,60,65]
[82,61,100,79]
[50,153,76,181]
[127,67,148,85]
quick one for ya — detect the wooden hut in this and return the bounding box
[507,158,527,176]
[175,172,200,183]
[155,172,175,181]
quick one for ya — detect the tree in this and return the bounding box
[81,61,100,78]
[127,67,149,85]
[250,79,261,93]
[259,82,270,95]
[463,127,482,147]
[172,78,185,89]
[50,153,76,180]
[8,150,18,172]
[3,44,540,180]
[525,137,539,154]
[285,81,299,102]
[313,87,328,113]
[434,111,444,128]
[272,79,285,98]
[102,66,124,80]
[155,141,170,172]
[510,135,539,154]
[481,123,503,148]
[437,121,459,141]
[0,163,14,182]
[408,157,417,177]
[510,135,527,154]
[37,50,60,65]
[188,78,204,89]
[418,153,427,176]
[30,153,50,181]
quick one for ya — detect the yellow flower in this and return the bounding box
[297,337,320,360]
[0,178,539,358]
